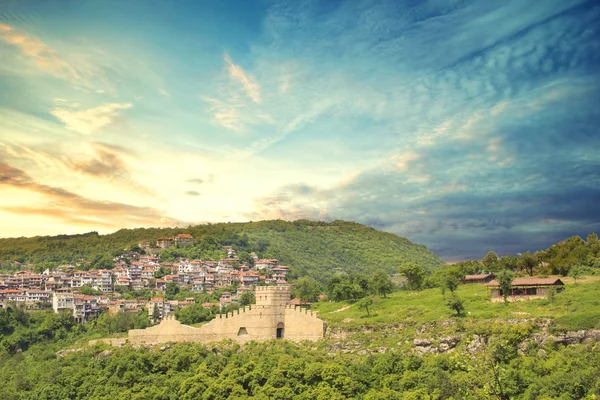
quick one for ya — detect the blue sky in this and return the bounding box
[0,0,599,260]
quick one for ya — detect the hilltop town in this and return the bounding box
[0,234,292,322]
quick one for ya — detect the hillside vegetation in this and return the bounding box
[1,278,600,399]
[0,220,444,282]
[315,276,600,332]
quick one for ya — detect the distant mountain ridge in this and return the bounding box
[0,219,445,281]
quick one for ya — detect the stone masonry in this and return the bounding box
[96,286,326,346]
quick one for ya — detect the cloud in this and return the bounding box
[0,162,179,228]
[389,151,421,172]
[0,23,78,79]
[202,54,269,132]
[202,97,246,132]
[61,142,159,198]
[0,141,66,170]
[66,142,130,179]
[50,103,132,134]
[159,88,170,96]
[185,190,200,196]
[224,53,261,103]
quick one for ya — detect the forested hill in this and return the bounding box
[0,220,444,281]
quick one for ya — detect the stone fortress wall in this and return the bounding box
[100,286,326,346]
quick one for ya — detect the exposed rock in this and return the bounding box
[555,330,588,345]
[537,349,547,357]
[439,336,459,347]
[97,350,113,358]
[518,341,530,355]
[413,338,432,347]
[342,318,354,323]
[56,348,83,358]
[467,335,486,354]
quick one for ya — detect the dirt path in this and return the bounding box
[332,305,352,313]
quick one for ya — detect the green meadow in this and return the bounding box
[313,276,600,332]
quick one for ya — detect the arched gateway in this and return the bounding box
[101,286,327,346]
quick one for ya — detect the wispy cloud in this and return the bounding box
[0,23,78,79]
[50,102,132,135]
[0,162,178,228]
[65,142,130,180]
[224,53,261,103]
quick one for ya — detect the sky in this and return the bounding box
[0,0,599,261]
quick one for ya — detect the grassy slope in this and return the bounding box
[314,276,600,330]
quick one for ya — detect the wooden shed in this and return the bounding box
[487,278,565,302]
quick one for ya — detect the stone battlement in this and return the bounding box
[91,286,325,346]
[254,286,290,292]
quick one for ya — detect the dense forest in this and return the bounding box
[0,220,444,282]
[0,305,599,400]
[1,232,600,398]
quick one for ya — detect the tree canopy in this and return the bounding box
[0,220,444,282]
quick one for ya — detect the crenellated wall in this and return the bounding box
[118,286,326,346]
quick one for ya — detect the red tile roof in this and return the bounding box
[289,298,311,306]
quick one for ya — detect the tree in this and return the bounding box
[519,252,538,276]
[357,297,373,317]
[175,304,211,325]
[482,251,500,270]
[569,265,583,284]
[398,262,425,291]
[444,293,464,316]
[90,253,114,270]
[239,291,255,306]
[441,273,459,294]
[326,275,367,302]
[166,282,180,298]
[497,269,514,304]
[498,255,519,272]
[78,284,100,296]
[152,304,160,321]
[293,277,321,302]
[370,270,394,298]
[154,266,171,278]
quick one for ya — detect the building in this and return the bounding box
[53,292,75,313]
[174,234,194,247]
[53,293,100,321]
[487,278,565,302]
[157,238,174,249]
[255,259,279,270]
[25,290,51,303]
[100,286,326,346]
[148,297,170,320]
[462,273,495,284]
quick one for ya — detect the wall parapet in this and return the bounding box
[255,286,290,293]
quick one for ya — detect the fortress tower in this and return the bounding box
[254,286,290,338]
[255,285,290,307]
[122,285,326,345]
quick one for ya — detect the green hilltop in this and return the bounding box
[0,219,444,281]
